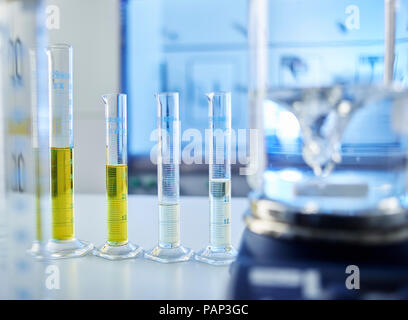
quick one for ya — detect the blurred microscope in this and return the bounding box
[231,0,408,299]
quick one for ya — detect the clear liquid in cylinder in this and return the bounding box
[158,203,180,248]
[209,178,231,248]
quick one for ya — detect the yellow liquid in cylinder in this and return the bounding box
[106,164,128,245]
[51,147,74,240]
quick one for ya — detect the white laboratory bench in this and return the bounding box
[5,194,248,300]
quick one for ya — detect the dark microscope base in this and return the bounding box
[230,229,408,299]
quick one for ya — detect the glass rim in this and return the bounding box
[155,91,179,98]
[47,43,72,50]
[206,91,231,96]
[102,93,127,99]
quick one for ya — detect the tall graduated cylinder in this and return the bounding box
[195,92,237,265]
[47,44,74,241]
[93,93,142,260]
[157,92,181,248]
[208,92,232,248]
[104,94,128,245]
[46,44,92,257]
[145,92,193,263]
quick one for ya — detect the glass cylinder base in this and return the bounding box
[93,242,143,260]
[27,241,45,259]
[195,245,238,266]
[46,238,94,259]
[144,245,194,263]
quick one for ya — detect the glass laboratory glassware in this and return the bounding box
[144,92,194,263]
[45,44,93,258]
[27,47,49,259]
[93,93,143,260]
[27,142,43,258]
[196,92,237,265]
[245,0,408,244]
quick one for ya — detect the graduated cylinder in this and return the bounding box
[47,44,74,241]
[103,94,128,245]
[208,92,232,248]
[144,92,192,263]
[157,92,181,248]
[46,44,93,258]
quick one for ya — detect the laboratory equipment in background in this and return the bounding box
[196,92,237,265]
[46,44,93,258]
[0,1,7,299]
[27,46,50,260]
[145,92,194,263]
[122,0,250,196]
[93,94,143,260]
[0,0,52,299]
[231,0,408,299]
